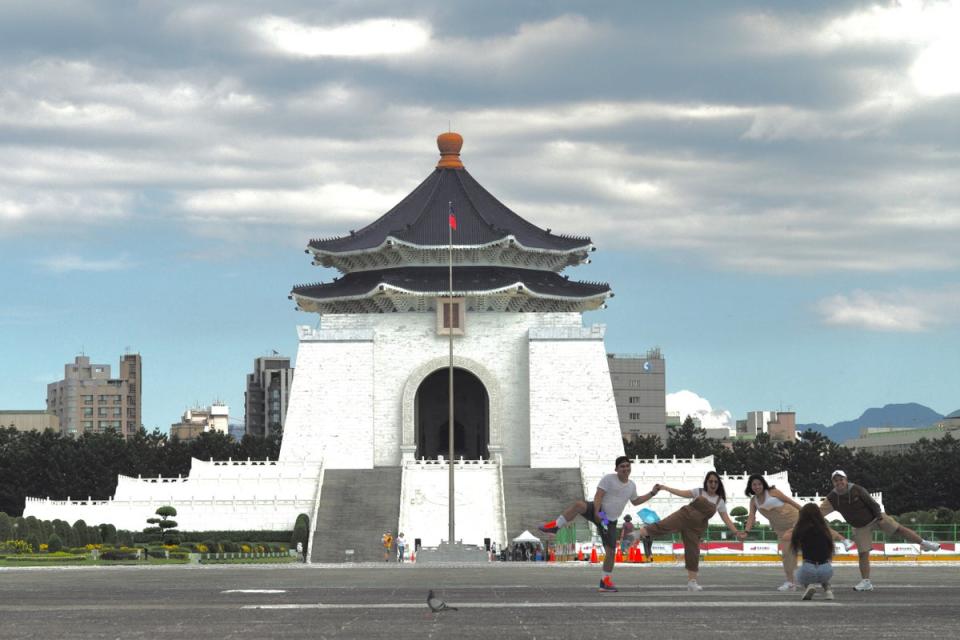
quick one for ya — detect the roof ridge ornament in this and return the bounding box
[436,131,464,169]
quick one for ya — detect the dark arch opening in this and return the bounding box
[415,367,489,460]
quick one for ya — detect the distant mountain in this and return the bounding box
[798,403,944,443]
[947,409,960,419]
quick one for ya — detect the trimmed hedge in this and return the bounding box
[133,530,293,543]
[99,547,144,561]
[5,553,86,562]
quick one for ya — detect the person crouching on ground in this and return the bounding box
[743,473,853,592]
[792,503,835,601]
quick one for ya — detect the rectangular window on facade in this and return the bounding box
[112,408,122,417]
[127,408,136,418]
[436,297,465,335]
[629,412,641,420]
[628,396,639,403]
[127,395,135,405]
[83,395,93,404]
[83,407,93,417]
[98,408,107,417]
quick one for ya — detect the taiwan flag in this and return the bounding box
[448,202,457,230]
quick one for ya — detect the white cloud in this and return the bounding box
[666,390,734,431]
[251,16,431,58]
[178,183,408,225]
[414,14,602,72]
[38,253,134,273]
[0,187,130,227]
[910,37,960,96]
[815,286,960,332]
[813,0,958,48]
[741,1,960,100]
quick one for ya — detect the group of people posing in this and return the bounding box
[539,456,941,596]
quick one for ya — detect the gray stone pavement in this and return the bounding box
[1,562,958,639]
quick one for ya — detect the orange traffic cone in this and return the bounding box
[410,551,415,563]
[548,548,556,562]
[628,547,637,563]
[590,547,599,563]
[577,547,585,561]
[615,547,623,563]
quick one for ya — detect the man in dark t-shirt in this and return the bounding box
[819,470,940,591]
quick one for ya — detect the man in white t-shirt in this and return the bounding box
[539,455,658,592]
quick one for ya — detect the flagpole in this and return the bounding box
[447,200,455,545]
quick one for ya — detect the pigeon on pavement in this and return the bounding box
[426,589,458,612]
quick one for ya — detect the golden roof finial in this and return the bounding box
[436,131,464,169]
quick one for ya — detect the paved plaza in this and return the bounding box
[2,562,958,639]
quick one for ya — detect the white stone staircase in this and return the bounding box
[398,458,505,549]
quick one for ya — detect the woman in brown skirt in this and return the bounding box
[635,471,745,591]
[743,474,853,592]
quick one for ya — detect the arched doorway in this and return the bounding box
[415,367,489,460]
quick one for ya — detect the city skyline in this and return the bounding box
[1,2,958,432]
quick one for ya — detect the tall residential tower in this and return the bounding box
[46,353,142,438]
[244,355,293,438]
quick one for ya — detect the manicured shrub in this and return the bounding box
[100,548,140,561]
[291,514,309,551]
[72,520,90,546]
[99,523,117,544]
[47,533,64,553]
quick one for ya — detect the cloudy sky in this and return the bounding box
[1,1,958,433]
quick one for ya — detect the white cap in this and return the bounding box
[831,469,847,478]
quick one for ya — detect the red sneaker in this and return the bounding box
[538,520,559,534]
[598,576,618,592]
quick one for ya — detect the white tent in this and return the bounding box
[512,530,543,545]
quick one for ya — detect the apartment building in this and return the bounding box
[608,349,666,441]
[0,410,60,433]
[46,354,142,438]
[245,355,294,438]
[170,402,229,442]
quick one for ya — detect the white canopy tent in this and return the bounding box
[512,530,543,545]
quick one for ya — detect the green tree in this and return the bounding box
[145,505,179,544]
[47,533,64,553]
[730,506,749,528]
[0,512,12,540]
[52,519,72,546]
[777,430,851,497]
[623,434,663,459]
[72,519,90,546]
[291,513,310,556]
[99,523,118,545]
[664,416,718,459]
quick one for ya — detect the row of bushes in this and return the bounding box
[1,511,303,551]
[2,537,291,556]
[133,530,295,544]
